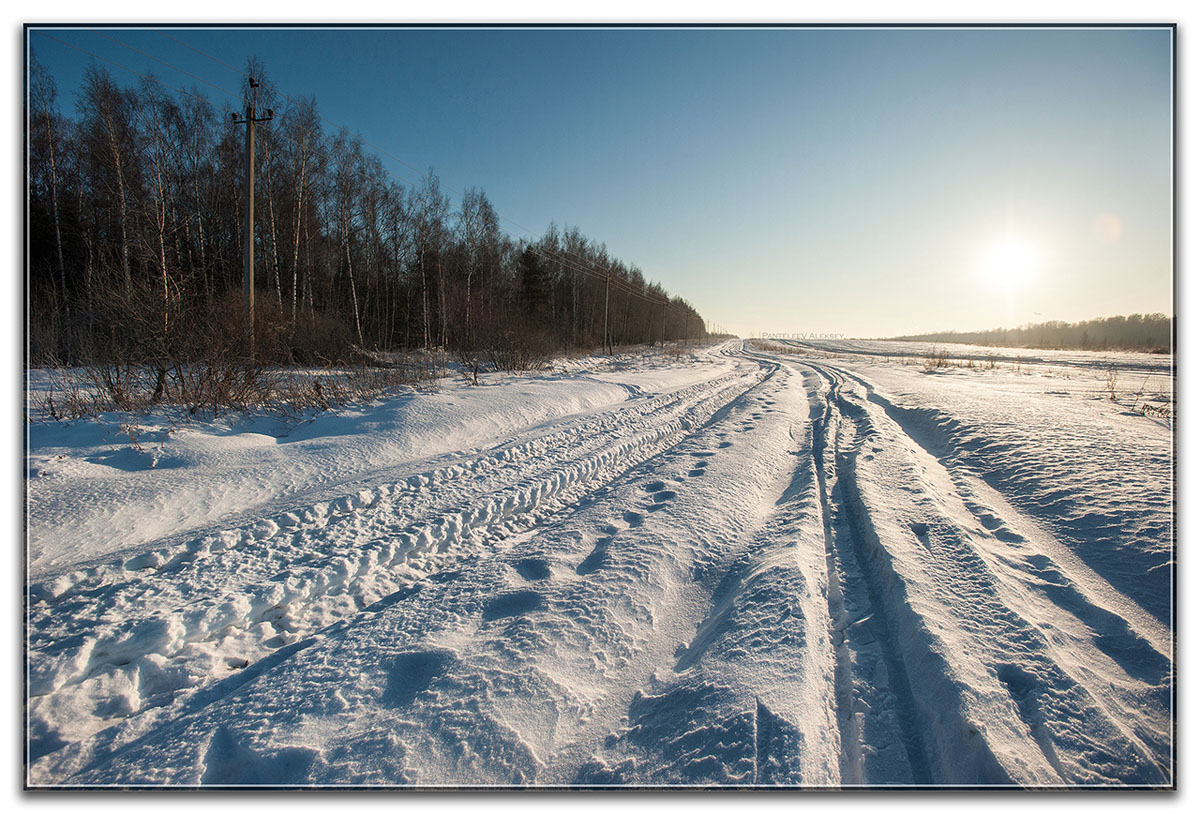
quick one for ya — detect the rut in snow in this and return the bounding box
[27,358,767,768]
[800,358,1170,786]
[804,362,932,785]
[26,341,1173,788]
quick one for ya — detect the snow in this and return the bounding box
[24,340,1173,787]
[26,351,723,576]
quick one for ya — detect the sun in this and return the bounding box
[978,236,1040,291]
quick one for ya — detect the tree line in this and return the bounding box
[890,313,1173,352]
[27,58,707,373]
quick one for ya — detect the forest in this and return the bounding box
[890,313,1173,352]
[27,58,707,393]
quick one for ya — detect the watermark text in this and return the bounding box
[758,332,846,340]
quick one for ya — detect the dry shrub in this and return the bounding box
[1103,366,1119,401]
[288,310,357,365]
[1141,402,1172,421]
[485,329,555,372]
[31,290,436,420]
[922,346,951,372]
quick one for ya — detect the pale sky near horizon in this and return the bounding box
[28,25,1173,338]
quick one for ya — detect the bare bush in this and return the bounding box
[485,329,555,372]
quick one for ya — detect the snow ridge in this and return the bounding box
[28,352,765,779]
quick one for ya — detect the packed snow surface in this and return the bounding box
[25,340,1174,787]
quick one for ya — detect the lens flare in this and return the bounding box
[1092,213,1123,244]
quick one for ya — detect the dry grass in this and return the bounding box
[1104,366,1119,401]
[922,346,952,372]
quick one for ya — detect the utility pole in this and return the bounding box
[232,78,273,350]
[603,272,611,354]
[661,298,668,347]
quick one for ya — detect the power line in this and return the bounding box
[40,28,692,320]
[143,29,700,319]
[154,28,249,83]
[90,29,241,101]
[33,30,219,110]
[148,29,607,271]
[149,30,434,188]
[33,28,704,327]
[30,31,331,166]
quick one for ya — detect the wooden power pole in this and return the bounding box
[232,78,273,349]
[603,272,611,355]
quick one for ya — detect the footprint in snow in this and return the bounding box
[482,590,543,621]
[577,537,612,575]
[383,650,455,708]
[977,513,1003,531]
[995,662,1039,698]
[201,726,319,785]
[994,527,1024,544]
[514,558,551,581]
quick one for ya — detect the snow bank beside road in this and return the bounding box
[27,347,736,577]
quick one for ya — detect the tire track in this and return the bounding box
[27,359,770,765]
[38,351,788,786]
[799,358,1170,786]
[569,360,840,786]
[801,361,931,785]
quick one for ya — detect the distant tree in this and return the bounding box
[892,314,1170,351]
[455,187,500,349]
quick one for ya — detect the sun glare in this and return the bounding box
[978,237,1039,291]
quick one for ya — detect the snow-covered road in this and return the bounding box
[25,340,1174,787]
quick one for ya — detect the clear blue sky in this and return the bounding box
[27,25,1173,337]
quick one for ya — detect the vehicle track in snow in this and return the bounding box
[27,351,768,766]
[800,361,931,785]
[27,342,1173,787]
[572,358,840,786]
[34,350,821,786]
[797,357,1171,786]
